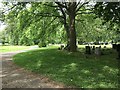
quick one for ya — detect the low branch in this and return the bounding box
[45,17,57,28]
[76,2,89,13]
[76,12,94,15]
[36,12,64,18]
[55,2,67,9]
[78,8,94,12]
[57,4,66,19]
[75,19,84,22]
[75,1,81,8]
[43,3,58,8]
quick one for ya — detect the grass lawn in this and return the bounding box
[0,46,31,53]
[13,45,119,88]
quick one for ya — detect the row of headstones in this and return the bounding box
[58,44,120,59]
[85,44,120,59]
[58,45,103,56]
[85,46,102,56]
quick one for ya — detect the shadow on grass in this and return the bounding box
[13,48,119,88]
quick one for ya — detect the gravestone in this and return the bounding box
[61,45,64,50]
[85,46,91,54]
[90,46,92,49]
[112,44,117,49]
[58,47,61,50]
[112,44,120,59]
[99,46,101,49]
[92,46,95,50]
[95,47,101,56]
[92,46,95,54]
[116,44,120,59]
[64,44,70,51]
[58,45,64,50]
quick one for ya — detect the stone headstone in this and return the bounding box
[61,45,64,50]
[91,46,95,54]
[99,46,101,49]
[85,46,91,54]
[92,46,95,50]
[64,44,70,51]
[112,44,117,49]
[95,47,101,56]
[58,45,64,50]
[116,44,120,59]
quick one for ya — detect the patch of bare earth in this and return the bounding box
[0,51,65,88]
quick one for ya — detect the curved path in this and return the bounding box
[0,48,64,88]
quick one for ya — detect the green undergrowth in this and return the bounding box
[13,46,119,88]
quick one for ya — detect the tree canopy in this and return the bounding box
[1,1,120,51]
[94,2,120,43]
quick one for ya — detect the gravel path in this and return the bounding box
[0,49,64,88]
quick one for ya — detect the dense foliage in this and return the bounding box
[0,1,120,48]
[94,2,120,43]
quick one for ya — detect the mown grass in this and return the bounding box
[0,46,31,53]
[13,45,119,88]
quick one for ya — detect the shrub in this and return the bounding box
[38,42,47,48]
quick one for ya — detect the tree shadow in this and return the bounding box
[13,48,119,88]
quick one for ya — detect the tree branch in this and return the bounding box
[55,2,68,9]
[76,11,94,16]
[75,0,81,8]
[45,17,57,28]
[43,3,58,8]
[36,12,64,18]
[76,2,89,13]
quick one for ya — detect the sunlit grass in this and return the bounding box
[13,45,118,88]
[0,46,31,53]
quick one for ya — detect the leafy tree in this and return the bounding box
[94,2,120,43]
[94,2,120,24]
[1,1,92,52]
[3,1,119,51]
[76,13,118,44]
[0,30,8,45]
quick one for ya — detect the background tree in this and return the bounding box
[94,2,120,43]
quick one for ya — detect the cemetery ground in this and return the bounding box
[13,45,119,88]
[1,45,119,88]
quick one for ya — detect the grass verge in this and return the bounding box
[13,46,118,88]
[0,46,31,53]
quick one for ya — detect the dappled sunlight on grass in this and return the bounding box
[13,47,118,88]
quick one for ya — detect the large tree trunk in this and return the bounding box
[57,2,77,52]
[68,2,77,52]
[64,23,70,51]
[69,15,77,52]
